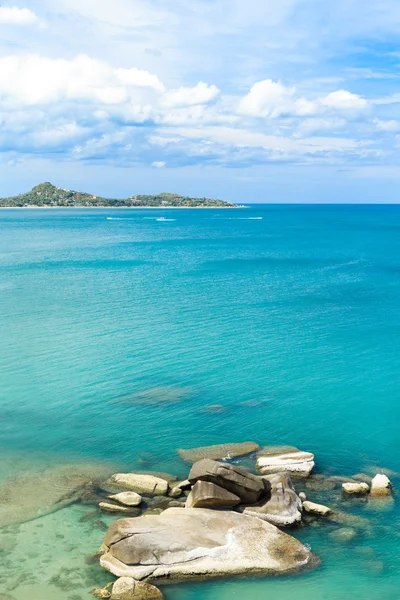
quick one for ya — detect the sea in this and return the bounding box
[0,204,399,600]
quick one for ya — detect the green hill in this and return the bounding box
[0,183,237,208]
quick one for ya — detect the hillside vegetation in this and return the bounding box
[0,183,237,208]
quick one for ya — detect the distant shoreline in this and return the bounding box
[0,205,247,209]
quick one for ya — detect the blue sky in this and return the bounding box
[1,1,400,202]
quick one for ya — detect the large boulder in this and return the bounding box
[242,473,302,527]
[100,508,314,582]
[106,474,168,496]
[256,446,314,478]
[188,459,265,504]
[185,481,241,509]
[111,577,163,600]
[178,442,259,464]
[370,474,392,497]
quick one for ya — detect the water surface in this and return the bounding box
[0,205,399,599]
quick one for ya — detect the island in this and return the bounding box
[0,182,239,208]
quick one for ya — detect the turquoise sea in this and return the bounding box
[1,205,400,599]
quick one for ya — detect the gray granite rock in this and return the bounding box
[242,473,302,526]
[178,442,259,464]
[100,507,314,582]
[186,481,240,509]
[188,459,265,504]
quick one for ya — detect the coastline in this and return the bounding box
[0,205,246,209]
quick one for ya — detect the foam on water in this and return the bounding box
[1,205,400,599]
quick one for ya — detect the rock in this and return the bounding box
[108,492,142,507]
[302,501,331,516]
[305,477,336,492]
[327,511,370,529]
[91,587,112,598]
[111,577,164,600]
[204,404,227,413]
[256,447,314,478]
[329,528,357,543]
[168,500,186,508]
[188,459,265,504]
[106,474,169,496]
[354,546,374,557]
[242,473,302,527]
[326,476,358,486]
[99,502,141,515]
[0,462,115,526]
[186,481,241,509]
[299,492,307,501]
[352,473,372,483]
[131,471,178,483]
[168,487,183,499]
[370,474,392,497]
[177,442,260,464]
[101,507,314,581]
[342,482,370,495]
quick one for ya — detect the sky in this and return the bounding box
[1,1,400,202]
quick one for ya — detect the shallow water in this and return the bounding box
[0,205,399,599]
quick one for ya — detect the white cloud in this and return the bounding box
[162,82,220,108]
[0,54,164,107]
[0,6,38,25]
[116,68,165,93]
[374,119,400,132]
[152,161,166,168]
[320,90,368,112]
[157,126,368,158]
[238,79,295,117]
[238,80,368,119]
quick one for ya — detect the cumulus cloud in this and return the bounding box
[0,6,38,25]
[238,79,368,119]
[320,90,368,112]
[0,54,165,107]
[238,80,295,117]
[162,82,220,108]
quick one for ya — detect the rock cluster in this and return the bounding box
[91,442,395,600]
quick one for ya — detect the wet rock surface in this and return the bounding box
[177,442,260,464]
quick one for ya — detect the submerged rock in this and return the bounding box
[188,459,265,504]
[0,462,115,526]
[242,473,302,527]
[111,577,164,600]
[108,492,142,507]
[91,587,112,598]
[106,474,168,496]
[256,447,315,478]
[370,474,392,497]
[185,481,240,509]
[99,502,141,515]
[100,507,314,581]
[329,527,357,543]
[327,511,371,529]
[342,482,370,495]
[177,442,259,464]
[118,386,192,406]
[302,501,331,516]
